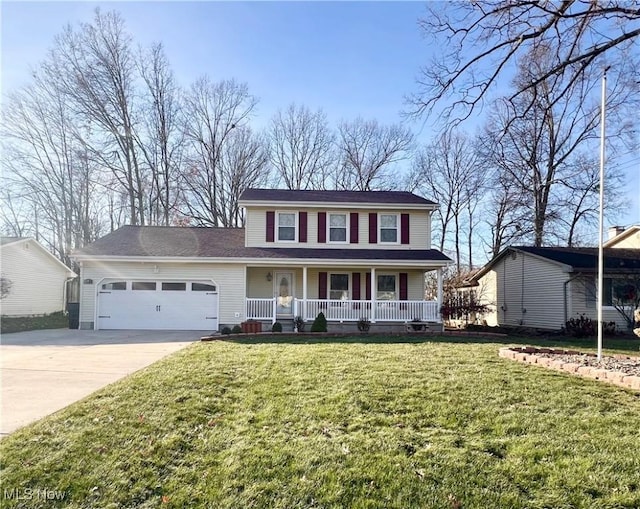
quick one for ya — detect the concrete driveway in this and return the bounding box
[1,329,206,436]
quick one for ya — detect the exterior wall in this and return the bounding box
[491,251,568,330]
[569,275,633,330]
[79,261,245,329]
[607,230,640,248]
[1,241,74,316]
[245,207,432,249]
[475,269,498,326]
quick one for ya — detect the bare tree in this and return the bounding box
[137,43,185,226]
[0,276,12,300]
[408,130,485,269]
[336,118,413,191]
[480,44,633,247]
[268,104,335,190]
[181,77,258,226]
[48,9,147,225]
[217,127,271,227]
[409,1,640,125]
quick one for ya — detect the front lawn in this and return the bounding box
[1,336,639,508]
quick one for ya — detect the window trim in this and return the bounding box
[276,211,298,243]
[327,212,349,244]
[378,213,400,244]
[329,272,350,301]
[376,273,398,301]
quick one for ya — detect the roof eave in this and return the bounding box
[238,199,437,211]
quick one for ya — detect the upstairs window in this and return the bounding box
[379,214,399,243]
[277,212,296,241]
[329,213,347,242]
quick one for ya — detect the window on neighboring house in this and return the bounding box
[329,213,347,242]
[329,273,350,300]
[604,277,638,307]
[379,214,398,243]
[277,212,296,241]
[377,274,397,300]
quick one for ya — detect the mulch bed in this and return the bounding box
[499,346,640,391]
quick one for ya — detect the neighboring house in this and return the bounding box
[464,244,640,331]
[73,189,451,331]
[0,237,76,317]
[604,225,640,249]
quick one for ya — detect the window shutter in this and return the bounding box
[318,212,326,243]
[352,272,361,300]
[319,272,328,299]
[368,213,377,244]
[401,214,410,244]
[299,212,307,243]
[399,273,408,300]
[365,272,371,300]
[350,213,359,244]
[266,211,275,242]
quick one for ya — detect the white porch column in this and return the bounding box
[302,266,308,321]
[437,268,443,322]
[371,267,376,323]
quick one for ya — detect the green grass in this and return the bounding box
[0,311,68,334]
[1,335,639,508]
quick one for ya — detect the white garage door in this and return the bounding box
[97,280,218,330]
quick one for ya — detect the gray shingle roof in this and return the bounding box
[239,188,436,206]
[514,246,640,272]
[74,225,450,263]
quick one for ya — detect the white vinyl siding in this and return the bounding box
[475,270,498,326]
[244,207,432,249]
[80,262,245,329]
[0,240,75,316]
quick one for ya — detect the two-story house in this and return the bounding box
[73,189,451,331]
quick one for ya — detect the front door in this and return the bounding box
[275,271,294,317]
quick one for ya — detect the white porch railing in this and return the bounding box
[246,298,440,323]
[246,298,275,320]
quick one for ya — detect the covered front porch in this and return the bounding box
[244,265,445,325]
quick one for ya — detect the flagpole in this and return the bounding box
[597,66,609,361]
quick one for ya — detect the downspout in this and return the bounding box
[563,272,583,326]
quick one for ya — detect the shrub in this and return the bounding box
[271,322,283,333]
[310,312,328,333]
[221,326,232,335]
[231,325,242,334]
[293,316,305,332]
[565,315,617,338]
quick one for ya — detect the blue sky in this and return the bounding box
[1,1,638,233]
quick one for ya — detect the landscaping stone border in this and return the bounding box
[499,346,640,391]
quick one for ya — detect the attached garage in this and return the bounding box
[97,280,218,330]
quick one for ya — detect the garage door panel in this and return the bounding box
[97,281,218,330]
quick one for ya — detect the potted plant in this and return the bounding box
[357,317,371,332]
[293,315,305,333]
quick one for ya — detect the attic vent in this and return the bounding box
[510,251,517,260]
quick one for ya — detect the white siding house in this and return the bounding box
[73,189,451,331]
[467,245,640,331]
[1,237,76,317]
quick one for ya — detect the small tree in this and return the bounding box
[310,312,328,333]
[609,275,640,332]
[0,276,12,300]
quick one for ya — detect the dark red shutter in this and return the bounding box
[350,213,359,244]
[399,273,408,300]
[318,212,326,243]
[368,213,377,244]
[352,273,361,300]
[365,272,372,300]
[266,211,275,242]
[299,212,307,243]
[401,214,410,244]
[319,272,328,299]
